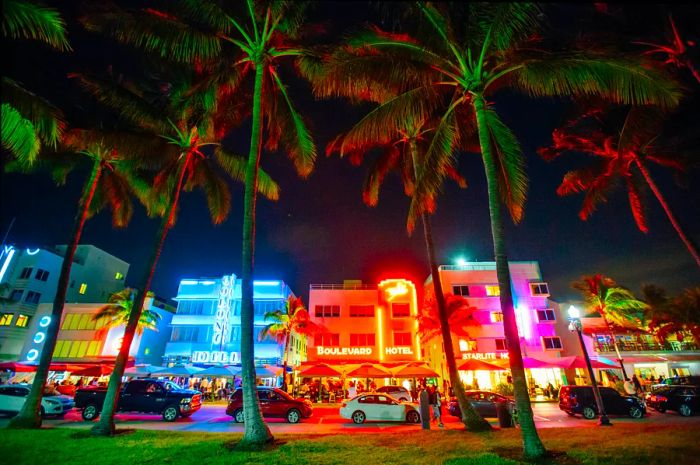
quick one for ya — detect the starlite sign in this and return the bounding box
[461,352,509,360]
[192,350,241,364]
[212,274,235,346]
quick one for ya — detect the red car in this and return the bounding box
[226,387,313,424]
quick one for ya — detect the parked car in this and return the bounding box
[74,379,201,422]
[558,385,646,419]
[650,376,700,391]
[447,390,515,418]
[0,384,74,417]
[226,387,313,424]
[340,393,421,424]
[375,385,412,401]
[646,386,699,417]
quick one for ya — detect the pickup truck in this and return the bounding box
[75,379,202,422]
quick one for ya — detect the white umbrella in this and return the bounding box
[124,364,165,377]
[152,365,204,377]
[197,366,241,377]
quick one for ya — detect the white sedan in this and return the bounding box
[0,384,74,417]
[340,393,421,424]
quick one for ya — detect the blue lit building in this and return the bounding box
[163,275,307,367]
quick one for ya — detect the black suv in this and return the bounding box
[647,386,699,417]
[559,385,646,419]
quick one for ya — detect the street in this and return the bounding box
[3,402,699,433]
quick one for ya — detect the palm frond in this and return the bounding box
[2,77,65,147]
[361,145,401,207]
[625,170,648,233]
[1,103,40,165]
[472,3,541,53]
[214,147,280,201]
[185,159,231,225]
[2,0,70,50]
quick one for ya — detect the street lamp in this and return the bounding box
[567,305,611,426]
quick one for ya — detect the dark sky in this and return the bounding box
[2,2,699,304]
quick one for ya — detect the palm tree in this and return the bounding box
[573,274,648,378]
[300,3,679,458]
[92,288,161,334]
[8,130,141,429]
[81,0,318,444]
[2,0,69,165]
[417,293,481,343]
[259,295,322,390]
[68,73,280,437]
[326,112,488,430]
[642,284,700,346]
[539,106,700,267]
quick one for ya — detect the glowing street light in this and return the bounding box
[456,257,469,267]
[567,305,611,426]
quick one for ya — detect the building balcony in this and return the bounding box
[593,340,699,353]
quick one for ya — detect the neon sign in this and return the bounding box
[212,274,234,346]
[385,346,413,355]
[316,346,373,356]
[461,352,509,360]
[26,316,52,362]
[0,246,16,282]
[384,282,408,300]
[192,350,240,364]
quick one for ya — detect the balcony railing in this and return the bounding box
[593,340,699,353]
[309,284,376,290]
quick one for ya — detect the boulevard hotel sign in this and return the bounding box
[316,346,415,357]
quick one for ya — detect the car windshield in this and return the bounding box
[163,381,181,391]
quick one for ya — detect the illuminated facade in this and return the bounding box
[17,296,175,366]
[0,244,130,361]
[163,276,305,367]
[424,261,577,390]
[307,278,421,364]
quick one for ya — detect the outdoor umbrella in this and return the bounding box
[391,363,439,378]
[151,365,204,377]
[197,366,241,377]
[519,357,562,369]
[554,356,618,370]
[124,364,166,377]
[345,363,392,378]
[70,364,113,377]
[0,361,35,372]
[457,359,504,371]
[299,363,345,403]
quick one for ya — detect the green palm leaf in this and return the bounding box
[2,0,70,50]
[1,103,40,164]
[2,78,65,148]
[184,159,231,225]
[214,147,280,201]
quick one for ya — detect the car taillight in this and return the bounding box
[656,396,667,402]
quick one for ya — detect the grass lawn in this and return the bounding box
[2,424,698,465]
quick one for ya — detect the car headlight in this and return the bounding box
[180,398,192,404]
[45,399,60,405]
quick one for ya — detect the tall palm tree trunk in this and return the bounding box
[240,61,273,445]
[91,156,189,436]
[9,160,103,429]
[634,158,700,267]
[409,140,490,431]
[473,95,546,459]
[281,332,290,390]
[600,311,627,378]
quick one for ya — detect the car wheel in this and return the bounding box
[81,404,99,421]
[655,406,666,413]
[582,407,597,419]
[286,408,301,424]
[629,406,644,419]
[162,405,179,422]
[351,410,366,424]
[679,403,693,417]
[406,410,420,423]
[234,408,245,423]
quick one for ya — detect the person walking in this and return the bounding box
[428,384,443,428]
[631,374,642,396]
[623,377,637,396]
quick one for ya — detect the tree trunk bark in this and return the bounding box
[9,159,103,429]
[91,154,190,436]
[409,139,491,431]
[601,311,627,378]
[240,60,274,445]
[634,158,700,267]
[473,95,546,459]
[281,331,290,390]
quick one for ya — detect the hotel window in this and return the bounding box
[495,338,508,351]
[490,311,504,323]
[314,333,340,347]
[87,340,101,356]
[349,305,375,317]
[530,282,550,296]
[15,314,29,327]
[458,339,477,352]
[24,291,41,304]
[350,333,376,346]
[542,336,563,350]
[79,283,88,295]
[536,308,556,322]
[391,303,411,318]
[230,326,241,342]
[485,285,500,296]
[393,332,412,346]
[314,305,340,318]
[115,272,124,280]
[0,313,13,326]
[453,285,470,296]
[19,267,33,279]
[34,269,49,282]
[9,289,23,302]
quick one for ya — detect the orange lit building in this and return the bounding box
[307,279,421,367]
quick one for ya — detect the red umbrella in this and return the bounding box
[298,363,344,377]
[0,362,36,372]
[554,356,617,370]
[345,363,392,378]
[458,359,504,371]
[70,364,113,377]
[391,363,440,377]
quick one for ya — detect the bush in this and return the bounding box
[494,383,514,396]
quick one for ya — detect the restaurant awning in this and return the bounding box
[554,356,618,370]
[298,363,344,378]
[458,359,504,371]
[345,363,392,378]
[391,363,439,378]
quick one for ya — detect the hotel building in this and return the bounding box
[0,244,129,361]
[307,278,421,366]
[424,261,581,390]
[162,275,306,368]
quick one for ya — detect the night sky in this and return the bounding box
[2,2,699,305]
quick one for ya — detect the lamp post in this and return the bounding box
[568,305,611,426]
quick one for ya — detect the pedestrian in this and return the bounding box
[428,384,443,427]
[348,381,357,398]
[623,377,636,396]
[547,382,555,398]
[658,375,665,384]
[631,374,642,395]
